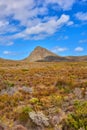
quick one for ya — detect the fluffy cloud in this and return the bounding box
[57,35,69,40]
[0,0,75,45]
[75,47,84,52]
[45,0,76,10]
[75,12,87,21]
[3,51,12,55]
[52,46,68,53]
[3,50,27,55]
[13,14,70,40]
[79,39,87,43]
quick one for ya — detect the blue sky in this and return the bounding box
[0,0,87,60]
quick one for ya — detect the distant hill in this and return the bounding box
[26,46,87,62]
[26,46,62,62]
[0,46,87,62]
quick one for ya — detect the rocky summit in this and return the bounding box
[26,46,87,62]
[26,46,60,62]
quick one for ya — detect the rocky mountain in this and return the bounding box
[26,46,61,62]
[26,46,87,62]
[0,46,87,62]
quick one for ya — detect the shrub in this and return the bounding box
[18,106,33,122]
[50,95,63,107]
[65,101,87,130]
[4,80,14,88]
[29,98,39,104]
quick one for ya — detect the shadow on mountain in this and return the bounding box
[36,55,87,62]
[36,56,68,62]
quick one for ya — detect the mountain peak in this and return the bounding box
[34,46,43,50]
[27,46,59,62]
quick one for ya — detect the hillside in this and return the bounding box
[0,46,87,62]
[26,46,87,62]
[26,46,61,62]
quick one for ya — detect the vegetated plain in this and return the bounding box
[0,60,87,130]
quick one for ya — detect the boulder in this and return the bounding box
[50,109,66,126]
[73,88,82,99]
[29,111,49,127]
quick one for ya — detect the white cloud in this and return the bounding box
[0,21,9,27]
[3,51,12,55]
[57,35,69,40]
[0,0,46,27]
[79,39,87,43]
[0,36,14,46]
[75,47,84,52]
[81,32,86,36]
[3,50,27,55]
[45,0,76,10]
[13,14,70,40]
[52,46,68,53]
[6,42,14,46]
[75,12,87,21]
[0,0,74,45]
[25,14,69,35]
[67,21,74,26]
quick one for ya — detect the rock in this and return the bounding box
[0,87,18,95]
[29,111,49,127]
[51,109,66,126]
[19,86,33,94]
[73,88,82,99]
[27,46,58,62]
[0,86,34,95]
[12,125,27,130]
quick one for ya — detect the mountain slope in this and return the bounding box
[26,46,87,62]
[26,46,62,62]
[0,46,87,62]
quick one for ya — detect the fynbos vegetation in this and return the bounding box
[0,60,87,130]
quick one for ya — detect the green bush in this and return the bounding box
[30,98,39,104]
[66,101,87,130]
[18,106,33,122]
[4,80,14,88]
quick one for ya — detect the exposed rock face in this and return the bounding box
[26,46,87,62]
[1,46,87,62]
[27,46,61,62]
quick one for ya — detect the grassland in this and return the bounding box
[0,60,87,130]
